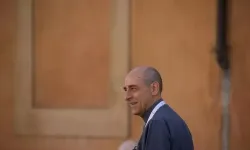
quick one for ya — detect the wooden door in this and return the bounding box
[0,0,130,150]
[1,0,250,150]
[0,0,221,150]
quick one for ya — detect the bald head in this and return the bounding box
[127,66,163,94]
[124,66,163,115]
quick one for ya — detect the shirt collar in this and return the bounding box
[142,99,163,123]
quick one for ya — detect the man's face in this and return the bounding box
[123,74,152,116]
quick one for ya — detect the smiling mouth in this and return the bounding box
[129,102,138,107]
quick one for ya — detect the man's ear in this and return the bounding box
[150,81,159,95]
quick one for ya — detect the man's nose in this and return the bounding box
[125,92,132,101]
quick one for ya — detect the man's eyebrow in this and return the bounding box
[127,85,138,88]
[123,85,137,90]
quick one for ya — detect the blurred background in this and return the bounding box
[0,0,250,150]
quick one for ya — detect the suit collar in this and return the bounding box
[142,99,163,123]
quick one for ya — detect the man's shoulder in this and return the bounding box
[152,104,192,135]
[146,104,184,131]
[154,104,183,120]
[143,103,194,149]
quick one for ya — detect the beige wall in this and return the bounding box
[130,1,221,149]
[0,0,249,150]
[229,0,250,150]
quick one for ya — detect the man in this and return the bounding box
[123,66,194,150]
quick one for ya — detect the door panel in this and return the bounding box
[131,0,222,150]
[33,0,111,109]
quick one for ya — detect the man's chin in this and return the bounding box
[131,109,141,116]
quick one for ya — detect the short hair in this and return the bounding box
[143,67,163,93]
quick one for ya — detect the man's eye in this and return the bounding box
[131,87,136,90]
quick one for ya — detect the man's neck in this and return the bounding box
[141,97,162,122]
[146,96,162,110]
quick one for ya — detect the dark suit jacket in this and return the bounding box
[136,99,194,150]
